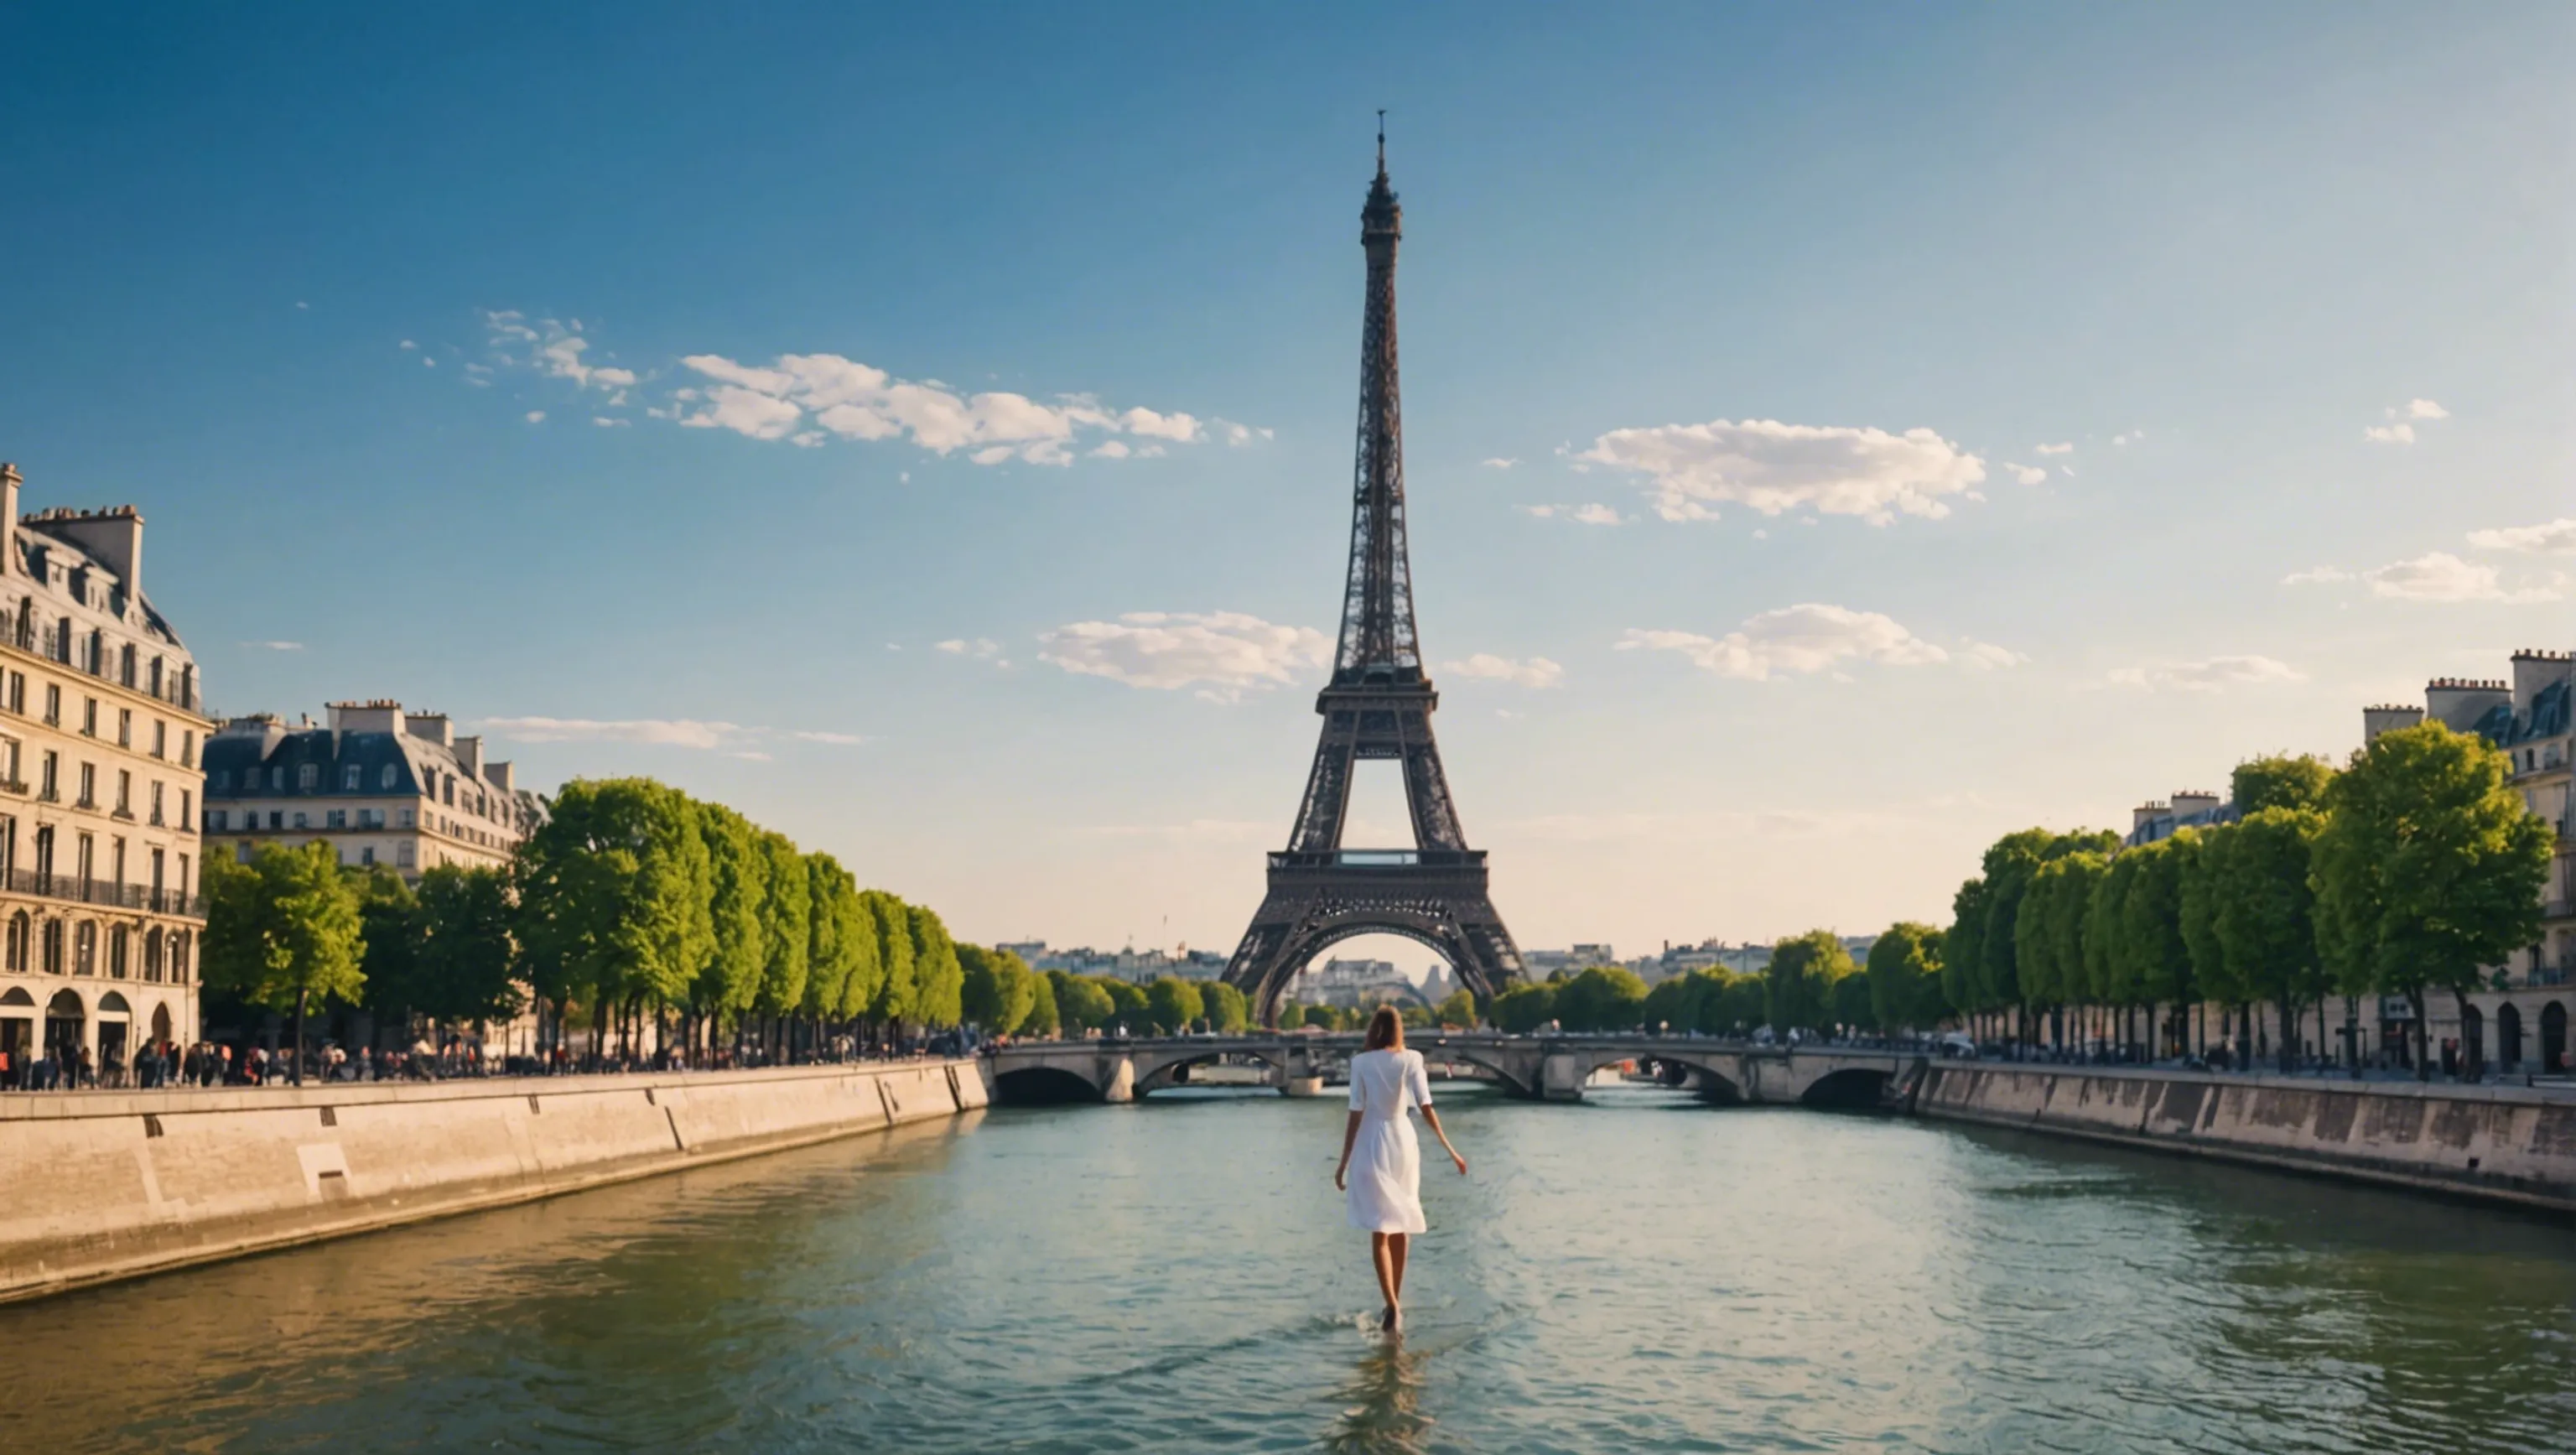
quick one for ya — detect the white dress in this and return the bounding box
[1344,1047,1433,1234]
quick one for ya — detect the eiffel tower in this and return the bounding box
[1222,128,1525,1023]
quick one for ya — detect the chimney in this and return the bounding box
[2171,790,2221,818]
[403,712,453,747]
[2132,801,2170,835]
[483,761,516,792]
[2363,703,2425,743]
[453,735,482,778]
[36,505,143,600]
[2510,650,2573,717]
[2424,677,2509,731]
[0,464,18,585]
[326,699,405,735]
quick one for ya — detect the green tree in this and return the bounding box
[347,864,419,1028]
[801,854,870,1044]
[1047,969,1114,1034]
[1433,987,1477,1028]
[958,944,1039,1034]
[755,831,812,1041]
[1765,929,1857,1033]
[694,804,766,1032]
[1488,981,1556,1034]
[1942,876,1992,1025]
[905,904,964,1030]
[1144,975,1204,1034]
[2232,753,2335,816]
[1554,964,1649,1031]
[862,891,917,1031]
[2076,853,2133,1051]
[2179,824,2250,1064]
[1021,969,1062,1037]
[2314,722,2553,1079]
[1276,1000,1309,1031]
[513,778,713,1058]
[2209,806,2330,1072]
[1830,970,1877,1032]
[2119,834,2198,1059]
[1101,977,1150,1034]
[1865,922,1945,1031]
[413,865,522,1028]
[1202,980,1250,1034]
[202,842,366,1082]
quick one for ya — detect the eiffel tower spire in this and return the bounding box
[1336,114,1422,683]
[1220,133,1525,1022]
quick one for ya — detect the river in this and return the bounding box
[7,1080,2573,1452]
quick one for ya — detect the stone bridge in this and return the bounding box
[986,1034,1930,1109]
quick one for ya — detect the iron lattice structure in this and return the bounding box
[1223,138,1525,1023]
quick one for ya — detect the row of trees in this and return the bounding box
[1940,723,2549,1078]
[202,777,978,1073]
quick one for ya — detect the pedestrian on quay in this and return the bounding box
[1332,1005,1469,1336]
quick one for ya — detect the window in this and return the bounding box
[326,809,347,829]
[178,789,189,828]
[235,841,253,863]
[268,766,283,791]
[181,730,194,767]
[211,769,230,792]
[115,769,130,813]
[148,657,163,698]
[41,918,62,974]
[118,642,134,688]
[208,809,226,832]
[360,846,375,866]
[75,834,92,891]
[117,707,131,746]
[297,763,318,791]
[74,920,96,976]
[398,808,415,829]
[42,683,59,725]
[150,781,164,826]
[396,841,415,868]
[378,763,397,789]
[39,751,57,801]
[3,912,23,972]
[342,764,361,790]
[444,777,456,807]
[267,811,282,830]
[3,672,18,715]
[80,697,96,735]
[75,762,94,808]
[291,811,308,830]
[110,837,124,888]
[151,720,165,758]
[86,629,101,675]
[109,925,127,980]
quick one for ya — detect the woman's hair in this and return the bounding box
[1363,1004,1405,1052]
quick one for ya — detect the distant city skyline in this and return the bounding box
[2,5,2568,967]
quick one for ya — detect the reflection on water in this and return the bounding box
[4,1083,2572,1454]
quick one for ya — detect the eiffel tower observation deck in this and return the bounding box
[1221,129,1526,1023]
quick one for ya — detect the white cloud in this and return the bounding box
[2033,442,2073,455]
[524,411,545,424]
[2111,430,2146,447]
[2005,463,2047,486]
[2403,398,2449,420]
[1219,421,1274,448]
[1482,458,1519,470]
[2365,399,2449,445]
[936,638,1002,658]
[2465,517,2576,555]
[1615,604,1966,680]
[2107,655,2304,692]
[1960,639,2029,669]
[1578,418,1985,525]
[1442,654,1565,689]
[2282,565,2354,586]
[1039,611,1331,699]
[2365,552,2562,603]
[240,640,305,652]
[480,717,864,751]
[593,416,629,428]
[659,351,1225,466]
[398,340,418,351]
[2363,422,2417,445]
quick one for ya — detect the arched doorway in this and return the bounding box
[44,988,85,1077]
[2499,1002,2524,1069]
[0,987,32,1089]
[96,990,131,1083]
[2543,1001,2569,1076]
[149,1001,173,1047]
[2460,1004,2483,1074]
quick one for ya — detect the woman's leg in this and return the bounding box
[1388,1233,1409,1301]
[1369,1234,1400,1315]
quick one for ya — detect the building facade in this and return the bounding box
[0,464,210,1076]
[202,700,546,877]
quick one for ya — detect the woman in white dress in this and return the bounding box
[1333,1006,1468,1332]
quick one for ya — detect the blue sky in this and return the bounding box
[3,4,2568,971]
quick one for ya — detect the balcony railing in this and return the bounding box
[0,868,203,917]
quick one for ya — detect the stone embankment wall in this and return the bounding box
[1916,1064,2576,1213]
[0,1060,989,1303]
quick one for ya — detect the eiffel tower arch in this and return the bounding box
[1223,132,1525,1024]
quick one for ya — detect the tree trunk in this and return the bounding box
[2278,998,2297,1074]
[2410,987,2430,1081]
[2452,985,2479,1082]
[293,986,309,1086]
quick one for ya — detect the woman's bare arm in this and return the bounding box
[1420,1107,1467,1175]
[1333,1109,1363,1189]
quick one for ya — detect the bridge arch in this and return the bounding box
[1236,914,1487,1024]
[1130,1043,1294,1096]
[1797,1066,1893,1109]
[991,1064,1106,1105]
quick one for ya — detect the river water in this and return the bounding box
[8,1081,2573,1452]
